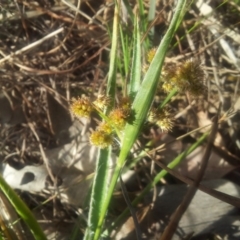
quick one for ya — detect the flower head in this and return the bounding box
[156,117,174,132]
[177,60,205,94]
[93,95,111,110]
[90,130,113,148]
[118,97,132,116]
[148,108,174,132]
[162,59,206,96]
[109,108,128,130]
[147,48,157,63]
[70,97,94,118]
[98,122,113,134]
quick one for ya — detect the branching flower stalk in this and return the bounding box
[71,53,206,240]
[70,95,133,149]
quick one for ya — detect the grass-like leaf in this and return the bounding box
[84,2,120,240]
[129,16,141,98]
[106,1,119,104]
[84,148,113,240]
[0,174,47,240]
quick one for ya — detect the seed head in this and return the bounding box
[118,97,132,116]
[148,108,174,132]
[98,122,113,134]
[93,95,111,110]
[70,97,93,118]
[109,108,128,130]
[162,59,206,96]
[90,130,113,148]
[147,48,157,63]
[156,117,174,132]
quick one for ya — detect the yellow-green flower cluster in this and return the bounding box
[162,59,206,96]
[108,108,128,130]
[119,96,132,114]
[147,47,157,63]
[89,130,113,149]
[70,97,93,118]
[90,97,132,149]
[148,108,174,132]
[98,122,113,134]
[93,95,111,110]
[143,48,157,73]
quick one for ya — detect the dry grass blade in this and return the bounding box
[160,105,221,240]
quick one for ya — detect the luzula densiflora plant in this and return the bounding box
[70,48,205,149]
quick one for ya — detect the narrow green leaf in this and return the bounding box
[137,0,150,48]
[0,174,47,240]
[84,148,113,240]
[137,0,146,32]
[84,2,120,240]
[129,16,141,98]
[107,2,119,103]
[119,23,130,76]
[159,88,178,109]
[148,0,156,38]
